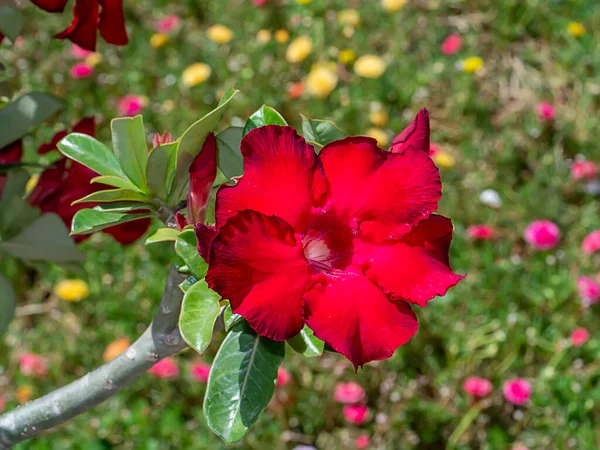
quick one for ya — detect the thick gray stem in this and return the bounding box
[0,266,188,449]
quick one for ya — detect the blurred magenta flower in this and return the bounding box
[156,15,181,33]
[502,378,531,405]
[343,404,369,425]
[429,142,440,157]
[581,230,600,254]
[463,376,493,398]
[354,434,370,449]
[277,367,292,387]
[524,220,560,250]
[441,34,462,55]
[70,62,93,78]
[190,362,211,383]
[334,382,366,404]
[70,43,92,59]
[116,95,146,116]
[19,353,48,377]
[148,358,179,378]
[576,276,600,304]
[570,328,590,347]
[537,102,556,121]
[253,0,269,6]
[571,160,597,181]
[0,396,4,413]
[466,225,496,241]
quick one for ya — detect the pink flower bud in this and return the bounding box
[570,328,590,347]
[188,133,217,224]
[190,362,211,383]
[576,276,600,304]
[441,34,462,55]
[116,95,146,117]
[537,102,556,121]
[70,63,93,79]
[355,434,370,449]
[502,378,531,406]
[463,376,493,398]
[466,225,496,241]
[571,160,597,181]
[581,230,600,254]
[156,15,181,33]
[524,220,560,250]
[277,367,292,387]
[152,131,173,149]
[148,357,179,378]
[343,404,369,425]
[334,382,366,404]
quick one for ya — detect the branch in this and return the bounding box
[0,266,188,449]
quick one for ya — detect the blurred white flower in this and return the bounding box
[479,189,502,208]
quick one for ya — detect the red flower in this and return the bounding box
[390,108,430,154]
[196,113,463,368]
[0,140,23,194]
[188,133,217,224]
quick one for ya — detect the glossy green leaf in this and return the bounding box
[174,229,207,279]
[146,141,178,199]
[287,325,325,357]
[216,127,244,179]
[58,133,128,180]
[0,272,15,337]
[204,322,285,443]
[91,202,152,213]
[179,275,199,293]
[0,213,84,262]
[301,116,345,150]
[145,227,180,244]
[223,304,244,331]
[90,175,141,192]
[72,188,150,205]
[110,116,149,191]
[243,105,287,136]
[0,4,23,42]
[179,280,221,354]
[0,170,39,237]
[0,92,63,148]
[71,209,152,235]
[169,88,238,204]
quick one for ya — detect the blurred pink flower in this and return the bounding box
[571,160,597,181]
[502,378,531,406]
[441,34,462,55]
[343,404,369,425]
[570,328,590,347]
[466,225,496,241]
[190,362,211,383]
[156,15,181,33]
[537,102,556,121]
[71,44,93,59]
[524,220,560,250]
[253,0,269,5]
[581,230,600,254]
[277,367,292,387]
[355,434,370,449]
[70,63,93,79]
[148,357,179,378]
[576,276,600,304]
[429,142,441,157]
[334,382,366,404]
[463,376,493,398]
[0,396,5,413]
[19,353,48,377]
[117,95,146,116]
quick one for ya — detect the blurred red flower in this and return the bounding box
[19,353,48,377]
[343,404,369,425]
[524,220,560,250]
[463,376,493,398]
[502,378,531,405]
[148,357,179,379]
[441,34,462,55]
[570,328,590,347]
[466,225,496,241]
[190,362,211,383]
[537,102,556,121]
[155,15,181,33]
[576,276,599,305]
[0,141,23,194]
[334,382,366,404]
[582,230,600,254]
[355,434,370,449]
[571,160,597,181]
[276,367,292,387]
[116,95,146,116]
[70,62,94,78]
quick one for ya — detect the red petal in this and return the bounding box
[72,116,96,136]
[0,140,24,194]
[103,217,151,245]
[358,215,464,307]
[188,133,217,224]
[304,275,418,369]
[38,131,67,154]
[30,0,68,12]
[390,109,430,154]
[194,222,217,261]
[206,210,312,340]
[175,211,188,230]
[98,0,128,45]
[216,125,325,233]
[319,136,441,242]
[55,0,99,52]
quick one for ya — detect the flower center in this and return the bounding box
[302,215,355,273]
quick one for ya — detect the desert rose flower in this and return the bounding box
[503,378,531,406]
[524,220,560,250]
[190,363,211,383]
[103,337,130,362]
[148,358,179,378]
[116,95,146,116]
[355,434,370,449]
[195,114,464,368]
[537,102,556,121]
[463,376,493,398]
[571,160,597,180]
[277,367,292,387]
[581,230,600,254]
[467,225,496,241]
[343,404,370,425]
[54,279,89,302]
[156,15,180,33]
[182,63,212,87]
[441,34,462,55]
[577,276,600,304]
[70,62,93,78]
[19,353,48,377]
[334,382,366,404]
[354,55,386,79]
[570,328,590,347]
[286,36,313,63]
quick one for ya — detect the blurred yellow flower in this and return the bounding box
[54,279,89,302]
[182,63,212,87]
[462,56,483,73]
[342,26,355,39]
[296,0,312,4]
[150,33,169,49]
[16,386,33,404]
[337,9,360,27]
[103,337,131,362]
[286,36,313,63]
[338,48,356,64]
[162,99,175,111]
[382,0,407,11]
[84,52,102,67]
[366,128,389,147]
[274,29,290,44]
[306,63,338,98]
[256,29,271,43]
[567,22,585,37]
[25,174,39,193]
[433,151,455,168]
[207,24,233,44]
[354,55,386,79]
[370,110,389,127]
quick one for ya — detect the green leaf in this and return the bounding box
[72,188,150,205]
[0,272,15,337]
[179,275,199,293]
[243,105,287,136]
[179,280,221,354]
[0,170,40,237]
[0,213,84,262]
[169,88,238,204]
[71,209,152,235]
[91,202,152,213]
[110,116,149,191]
[301,116,345,150]
[287,325,325,357]
[223,304,244,331]
[90,175,142,192]
[204,322,285,443]
[58,133,128,180]
[216,127,244,179]
[0,92,64,148]
[174,229,207,279]
[146,142,178,199]
[0,4,23,42]
[145,227,180,244]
